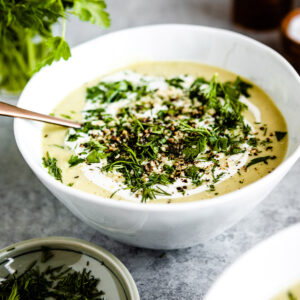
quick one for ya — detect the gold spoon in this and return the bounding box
[0,101,82,129]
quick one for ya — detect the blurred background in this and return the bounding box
[67,0,300,67]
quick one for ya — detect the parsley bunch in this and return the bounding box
[0,0,110,93]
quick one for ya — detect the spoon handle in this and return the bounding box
[0,101,81,129]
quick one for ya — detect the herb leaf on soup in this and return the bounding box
[68,155,85,167]
[42,152,62,182]
[246,155,276,169]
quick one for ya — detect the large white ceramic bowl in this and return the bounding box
[14,25,300,249]
[204,223,300,300]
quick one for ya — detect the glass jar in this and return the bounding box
[232,0,293,30]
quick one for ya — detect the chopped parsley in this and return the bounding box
[67,134,81,142]
[165,77,185,89]
[68,155,85,167]
[275,131,287,142]
[42,152,62,182]
[246,156,276,169]
[0,0,110,93]
[60,114,71,119]
[185,166,204,186]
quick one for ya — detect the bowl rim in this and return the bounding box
[0,236,140,300]
[14,23,300,212]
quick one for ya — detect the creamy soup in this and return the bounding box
[41,62,288,203]
[272,282,300,300]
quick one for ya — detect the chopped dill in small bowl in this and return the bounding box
[0,237,139,300]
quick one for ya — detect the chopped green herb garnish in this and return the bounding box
[275,131,287,142]
[263,127,267,136]
[68,155,85,167]
[60,114,71,120]
[246,156,276,169]
[42,152,62,182]
[209,184,216,192]
[165,77,185,89]
[247,137,258,147]
[40,246,54,263]
[67,134,81,142]
[53,144,64,149]
[86,150,104,163]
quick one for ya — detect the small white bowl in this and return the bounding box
[204,223,300,300]
[0,237,140,300]
[14,24,300,249]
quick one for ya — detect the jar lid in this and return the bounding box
[0,237,140,300]
[281,9,300,70]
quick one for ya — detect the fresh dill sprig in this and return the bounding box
[68,155,85,167]
[246,155,276,169]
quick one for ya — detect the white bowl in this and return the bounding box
[14,24,300,249]
[204,223,300,300]
[0,237,140,300]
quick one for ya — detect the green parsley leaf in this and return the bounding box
[185,166,203,186]
[163,165,175,175]
[68,155,85,167]
[34,37,71,73]
[86,150,104,163]
[183,136,207,160]
[0,0,110,93]
[165,77,185,89]
[73,0,111,28]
